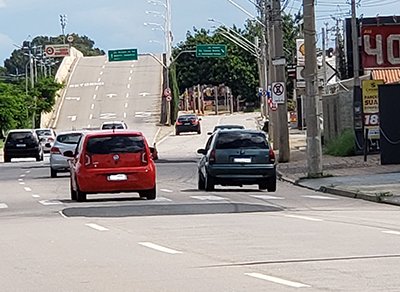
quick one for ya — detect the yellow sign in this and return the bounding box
[362,79,384,139]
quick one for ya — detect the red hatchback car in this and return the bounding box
[64,130,157,202]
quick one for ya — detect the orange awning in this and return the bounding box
[371,68,400,84]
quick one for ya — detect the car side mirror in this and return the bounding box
[149,145,158,160]
[63,150,75,158]
[197,149,207,155]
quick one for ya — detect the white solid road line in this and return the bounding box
[160,189,173,193]
[382,230,400,235]
[245,273,310,288]
[58,210,68,219]
[285,214,323,222]
[302,195,338,200]
[0,203,8,209]
[24,187,32,192]
[138,242,182,254]
[85,223,109,231]
[251,195,285,200]
[190,195,227,201]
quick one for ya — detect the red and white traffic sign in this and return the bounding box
[271,82,285,104]
[44,44,70,57]
[164,88,171,97]
[166,96,172,102]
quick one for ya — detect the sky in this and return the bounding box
[0,0,398,66]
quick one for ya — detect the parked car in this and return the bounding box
[175,114,201,135]
[197,129,276,191]
[35,128,57,153]
[207,124,245,135]
[100,121,128,130]
[3,129,44,162]
[64,130,157,202]
[49,131,83,178]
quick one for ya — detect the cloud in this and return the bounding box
[0,0,6,8]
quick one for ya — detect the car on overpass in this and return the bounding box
[64,130,157,202]
[197,129,276,192]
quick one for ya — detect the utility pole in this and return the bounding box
[351,0,360,88]
[303,0,323,177]
[59,14,67,44]
[271,0,290,162]
[322,27,328,94]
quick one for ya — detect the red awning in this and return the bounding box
[371,68,400,84]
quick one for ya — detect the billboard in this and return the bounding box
[361,24,400,68]
[362,80,384,139]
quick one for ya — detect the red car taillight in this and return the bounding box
[50,146,61,154]
[141,151,148,165]
[269,148,275,163]
[84,154,92,166]
[209,149,216,164]
[176,121,182,126]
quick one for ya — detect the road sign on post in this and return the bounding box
[271,82,285,104]
[45,44,70,57]
[196,44,227,57]
[108,49,138,62]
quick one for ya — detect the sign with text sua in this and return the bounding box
[108,49,138,62]
[362,79,384,139]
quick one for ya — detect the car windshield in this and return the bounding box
[214,125,244,131]
[102,123,125,130]
[56,133,82,144]
[178,115,196,121]
[35,130,52,136]
[8,132,35,142]
[86,135,145,154]
[216,132,268,149]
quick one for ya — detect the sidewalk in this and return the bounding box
[276,127,400,206]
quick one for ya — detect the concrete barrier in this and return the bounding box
[40,47,83,128]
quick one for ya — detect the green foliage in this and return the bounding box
[33,77,63,114]
[324,129,356,156]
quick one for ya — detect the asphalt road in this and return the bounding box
[1,113,400,291]
[56,54,162,143]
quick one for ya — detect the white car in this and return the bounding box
[35,128,56,153]
[100,121,128,130]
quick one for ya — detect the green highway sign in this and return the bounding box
[108,48,138,62]
[196,44,227,58]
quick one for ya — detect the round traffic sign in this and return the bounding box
[166,96,172,102]
[164,88,171,97]
[272,83,284,96]
[45,46,55,56]
[67,35,74,43]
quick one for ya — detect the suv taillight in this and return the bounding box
[209,149,216,164]
[50,146,61,154]
[269,148,275,163]
[141,151,148,165]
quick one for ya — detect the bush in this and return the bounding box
[324,129,356,156]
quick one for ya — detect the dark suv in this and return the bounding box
[197,129,276,191]
[3,129,44,162]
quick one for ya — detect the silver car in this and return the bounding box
[49,131,83,178]
[35,128,56,153]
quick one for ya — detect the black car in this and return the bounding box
[3,129,44,162]
[197,129,276,191]
[175,114,201,135]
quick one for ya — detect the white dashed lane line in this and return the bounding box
[190,195,228,201]
[18,178,23,182]
[128,76,132,81]
[250,195,285,200]
[155,197,172,202]
[19,182,25,185]
[284,214,323,222]
[302,195,338,200]
[0,203,8,209]
[91,103,95,110]
[32,195,40,198]
[160,189,173,193]
[245,273,310,288]
[89,114,93,120]
[19,174,25,178]
[93,94,97,100]
[382,230,400,235]
[100,71,103,75]
[86,223,109,231]
[25,170,30,174]
[125,93,129,98]
[38,200,62,206]
[97,78,101,82]
[124,103,128,108]
[123,112,127,118]
[24,187,32,192]
[138,242,182,254]
[127,84,131,89]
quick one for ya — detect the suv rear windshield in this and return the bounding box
[8,132,35,142]
[216,132,268,149]
[178,115,196,122]
[86,135,145,154]
[57,133,82,144]
[101,123,125,130]
[36,130,52,136]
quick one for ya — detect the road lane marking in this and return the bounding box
[20,174,25,178]
[59,210,68,219]
[93,94,97,100]
[127,84,131,89]
[160,189,173,193]
[91,103,95,110]
[86,223,109,231]
[99,113,117,120]
[138,242,182,254]
[123,112,127,118]
[190,195,227,201]
[382,230,400,235]
[128,76,132,81]
[25,170,30,174]
[302,195,338,200]
[68,115,77,122]
[24,187,32,192]
[251,195,285,200]
[100,71,103,75]
[139,92,150,97]
[87,124,91,128]
[95,85,99,91]
[38,200,62,206]
[89,114,93,120]
[130,69,133,74]
[245,273,310,288]
[18,178,23,181]
[65,96,81,101]
[0,203,8,209]
[19,182,25,185]
[32,195,40,198]
[284,214,323,222]
[155,197,172,202]
[102,64,106,68]
[126,93,129,98]
[124,103,128,108]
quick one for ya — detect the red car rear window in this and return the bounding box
[86,135,145,154]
